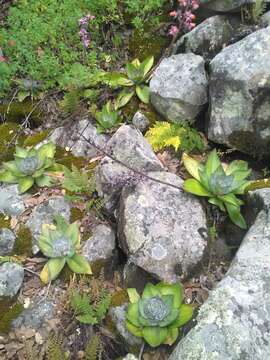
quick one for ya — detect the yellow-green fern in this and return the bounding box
[145,121,205,153]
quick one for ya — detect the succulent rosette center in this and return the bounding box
[17,156,40,175]
[142,296,170,322]
[51,234,75,258]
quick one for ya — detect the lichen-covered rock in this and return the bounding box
[201,0,269,12]
[0,184,25,216]
[118,171,207,282]
[50,118,108,158]
[150,54,208,123]
[169,189,270,360]
[174,15,238,61]
[208,27,270,157]
[96,125,163,214]
[132,111,150,133]
[12,299,55,330]
[0,229,16,255]
[0,262,24,297]
[81,224,115,262]
[26,196,71,254]
[109,305,142,346]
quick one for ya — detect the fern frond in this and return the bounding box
[46,333,66,360]
[145,121,205,153]
[63,165,95,193]
[60,89,81,115]
[84,334,102,360]
[252,0,266,23]
[70,291,97,325]
[94,290,111,322]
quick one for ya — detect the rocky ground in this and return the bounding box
[1,1,270,359]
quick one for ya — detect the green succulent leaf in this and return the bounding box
[126,61,142,82]
[67,253,92,275]
[35,175,53,187]
[142,283,160,299]
[115,89,134,109]
[140,56,154,78]
[66,222,80,248]
[126,321,143,337]
[182,153,202,181]
[226,160,249,175]
[156,282,183,308]
[225,203,247,229]
[0,170,18,183]
[183,179,211,197]
[40,257,66,284]
[142,326,168,347]
[103,72,133,87]
[136,85,150,104]
[18,176,34,193]
[205,149,221,178]
[127,288,140,304]
[219,193,244,207]
[208,197,226,212]
[15,146,28,158]
[170,304,193,328]
[164,327,179,346]
[37,142,56,160]
[126,302,141,327]
[2,162,22,177]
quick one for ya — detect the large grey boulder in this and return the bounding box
[174,16,238,61]
[96,125,163,214]
[169,189,270,360]
[0,229,16,255]
[201,0,270,12]
[150,54,208,123]
[26,196,71,254]
[0,184,25,216]
[0,262,24,297]
[118,171,207,282]
[208,27,270,157]
[81,224,115,263]
[50,118,108,158]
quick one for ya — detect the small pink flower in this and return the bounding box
[169,25,179,36]
[169,11,178,17]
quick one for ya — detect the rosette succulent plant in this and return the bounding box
[95,101,122,133]
[38,215,92,284]
[126,282,193,347]
[183,149,251,229]
[0,142,60,193]
[104,56,154,107]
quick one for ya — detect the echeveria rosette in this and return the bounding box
[0,142,61,193]
[126,282,193,347]
[38,216,92,284]
[182,149,251,229]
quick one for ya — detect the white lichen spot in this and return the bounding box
[150,244,167,260]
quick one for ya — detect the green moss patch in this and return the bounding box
[12,226,33,257]
[0,298,24,334]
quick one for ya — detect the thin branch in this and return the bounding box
[79,131,184,192]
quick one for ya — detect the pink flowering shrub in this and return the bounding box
[169,0,199,37]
